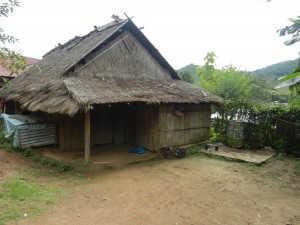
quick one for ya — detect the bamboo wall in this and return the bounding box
[158,104,211,148]
[59,113,84,150]
[58,103,211,151]
[135,103,211,150]
[136,104,160,150]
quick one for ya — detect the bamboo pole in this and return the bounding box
[85,110,91,163]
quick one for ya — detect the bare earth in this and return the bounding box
[0,150,31,184]
[1,149,300,225]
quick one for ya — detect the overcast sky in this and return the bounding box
[1,0,299,71]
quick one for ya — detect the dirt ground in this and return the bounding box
[2,148,300,225]
[0,150,31,184]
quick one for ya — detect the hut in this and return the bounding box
[0,16,221,162]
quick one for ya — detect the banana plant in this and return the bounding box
[275,17,300,92]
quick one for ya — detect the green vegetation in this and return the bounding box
[178,58,299,104]
[0,127,74,172]
[0,129,14,152]
[278,16,300,46]
[188,52,300,155]
[275,16,300,96]
[32,156,74,172]
[0,178,63,224]
[178,70,194,84]
[0,0,27,75]
[0,139,84,225]
[196,52,273,142]
[177,63,199,84]
[0,161,87,225]
[211,103,300,155]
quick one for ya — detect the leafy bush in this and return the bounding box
[211,104,300,155]
[0,129,14,152]
[32,156,73,172]
[22,148,32,157]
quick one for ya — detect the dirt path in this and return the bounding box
[7,156,300,225]
[0,150,31,184]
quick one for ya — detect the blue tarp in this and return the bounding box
[0,114,50,148]
[128,147,146,154]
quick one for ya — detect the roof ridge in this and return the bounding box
[42,20,127,58]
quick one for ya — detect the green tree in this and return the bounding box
[275,16,300,96]
[0,0,26,75]
[251,74,272,104]
[197,52,272,141]
[278,16,300,46]
[196,51,216,80]
[266,1,300,96]
[178,70,194,84]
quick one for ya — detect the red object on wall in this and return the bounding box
[174,109,184,117]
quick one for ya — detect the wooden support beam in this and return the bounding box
[85,110,91,163]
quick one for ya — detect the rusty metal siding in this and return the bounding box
[18,124,57,149]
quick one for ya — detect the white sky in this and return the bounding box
[1,0,300,71]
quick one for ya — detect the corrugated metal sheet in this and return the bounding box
[18,124,57,149]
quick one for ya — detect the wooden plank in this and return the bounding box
[166,106,173,146]
[85,110,91,163]
[158,106,166,148]
[160,126,210,132]
[135,103,160,150]
[157,103,211,148]
[152,106,160,150]
[185,128,210,144]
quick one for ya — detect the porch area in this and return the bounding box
[41,144,158,167]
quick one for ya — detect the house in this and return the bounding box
[0,56,39,113]
[0,16,221,162]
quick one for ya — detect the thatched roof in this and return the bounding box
[0,17,221,116]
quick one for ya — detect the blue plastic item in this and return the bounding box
[128,147,146,154]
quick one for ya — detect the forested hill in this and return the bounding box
[251,58,299,81]
[177,59,299,86]
[177,64,200,84]
[177,64,199,77]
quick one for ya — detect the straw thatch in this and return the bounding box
[0,18,221,116]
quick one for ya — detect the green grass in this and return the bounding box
[186,144,205,156]
[0,178,64,225]
[0,128,87,224]
[32,156,74,172]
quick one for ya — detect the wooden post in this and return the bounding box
[85,110,91,163]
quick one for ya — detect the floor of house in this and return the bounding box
[41,144,158,166]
